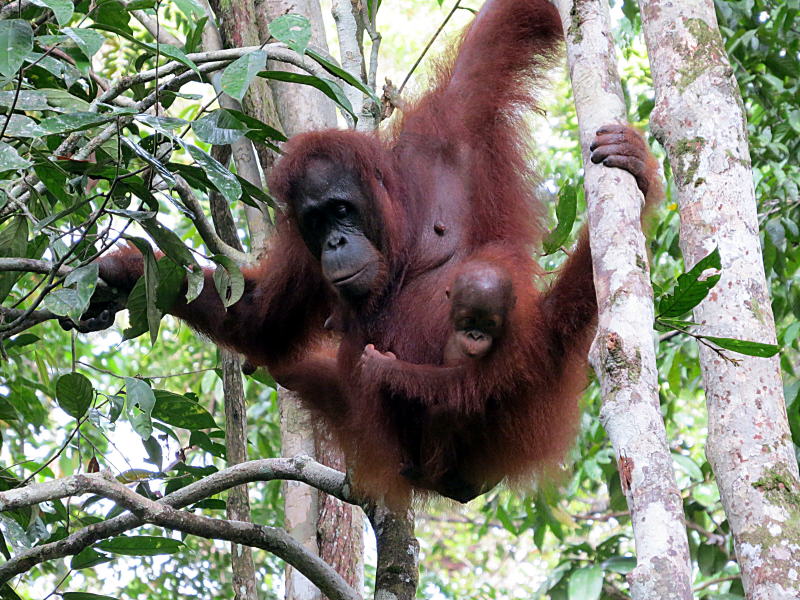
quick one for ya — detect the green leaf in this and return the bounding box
[126,238,161,345]
[257,70,356,121]
[171,0,204,19]
[307,48,381,105]
[671,452,703,481]
[30,0,74,26]
[702,336,780,358]
[192,109,248,145]
[0,142,32,173]
[223,108,285,147]
[96,535,184,556]
[0,21,33,77]
[55,372,93,418]
[184,144,242,204]
[600,556,636,574]
[43,263,98,322]
[62,594,118,600]
[39,111,132,134]
[125,378,156,440]
[220,50,267,101]
[122,277,148,340]
[268,14,311,55]
[70,547,112,569]
[211,254,244,308]
[152,390,217,429]
[0,115,44,138]
[657,247,721,318]
[122,138,176,187]
[154,43,200,75]
[567,565,603,600]
[62,27,105,59]
[543,190,577,255]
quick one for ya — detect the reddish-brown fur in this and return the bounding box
[98,0,661,506]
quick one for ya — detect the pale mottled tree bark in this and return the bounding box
[638,1,800,598]
[555,1,693,599]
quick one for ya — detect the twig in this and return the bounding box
[399,0,461,94]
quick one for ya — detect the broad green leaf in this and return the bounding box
[211,254,244,308]
[62,27,105,59]
[0,142,32,173]
[142,435,162,470]
[39,111,132,134]
[307,48,381,105]
[125,377,156,439]
[657,247,721,318]
[42,289,85,321]
[171,0,204,19]
[600,556,636,574]
[671,452,703,481]
[122,138,176,187]
[0,91,49,110]
[220,50,267,101]
[126,238,161,345]
[0,115,45,138]
[126,0,156,9]
[108,395,124,423]
[62,594,119,600]
[184,144,241,204]
[192,109,248,145]
[96,535,184,556]
[567,565,603,600]
[543,189,577,255]
[30,0,74,25]
[152,390,217,430]
[55,372,93,419]
[0,396,21,421]
[268,14,311,55]
[702,336,780,358]
[152,43,199,75]
[223,108,285,148]
[70,547,112,569]
[44,264,98,321]
[0,21,33,77]
[257,70,356,121]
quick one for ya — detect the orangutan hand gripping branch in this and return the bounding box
[93,0,661,506]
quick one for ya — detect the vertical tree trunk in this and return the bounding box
[256,2,365,598]
[638,1,800,598]
[555,2,693,598]
[223,351,261,600]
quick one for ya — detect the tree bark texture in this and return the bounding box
[556,1,693,599]
[223,350,261,600]
[638,1,800,598]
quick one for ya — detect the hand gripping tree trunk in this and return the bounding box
[554,1,693,599]
[638,1,800,598]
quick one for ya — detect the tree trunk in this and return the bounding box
[639,1,800,598]
[555,1,693,598]
[257,2,364,598]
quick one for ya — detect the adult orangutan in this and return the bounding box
[92,0,661,505]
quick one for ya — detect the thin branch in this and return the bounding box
[0,469,360,600]
[119,0,183,46]
[0,456,354,583]
[398,0,461,94]
[173,176,249,263]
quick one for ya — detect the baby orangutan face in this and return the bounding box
[445,263,514,363]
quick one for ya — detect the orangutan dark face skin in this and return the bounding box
[293,158,387,301]
[444,263,514,363]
